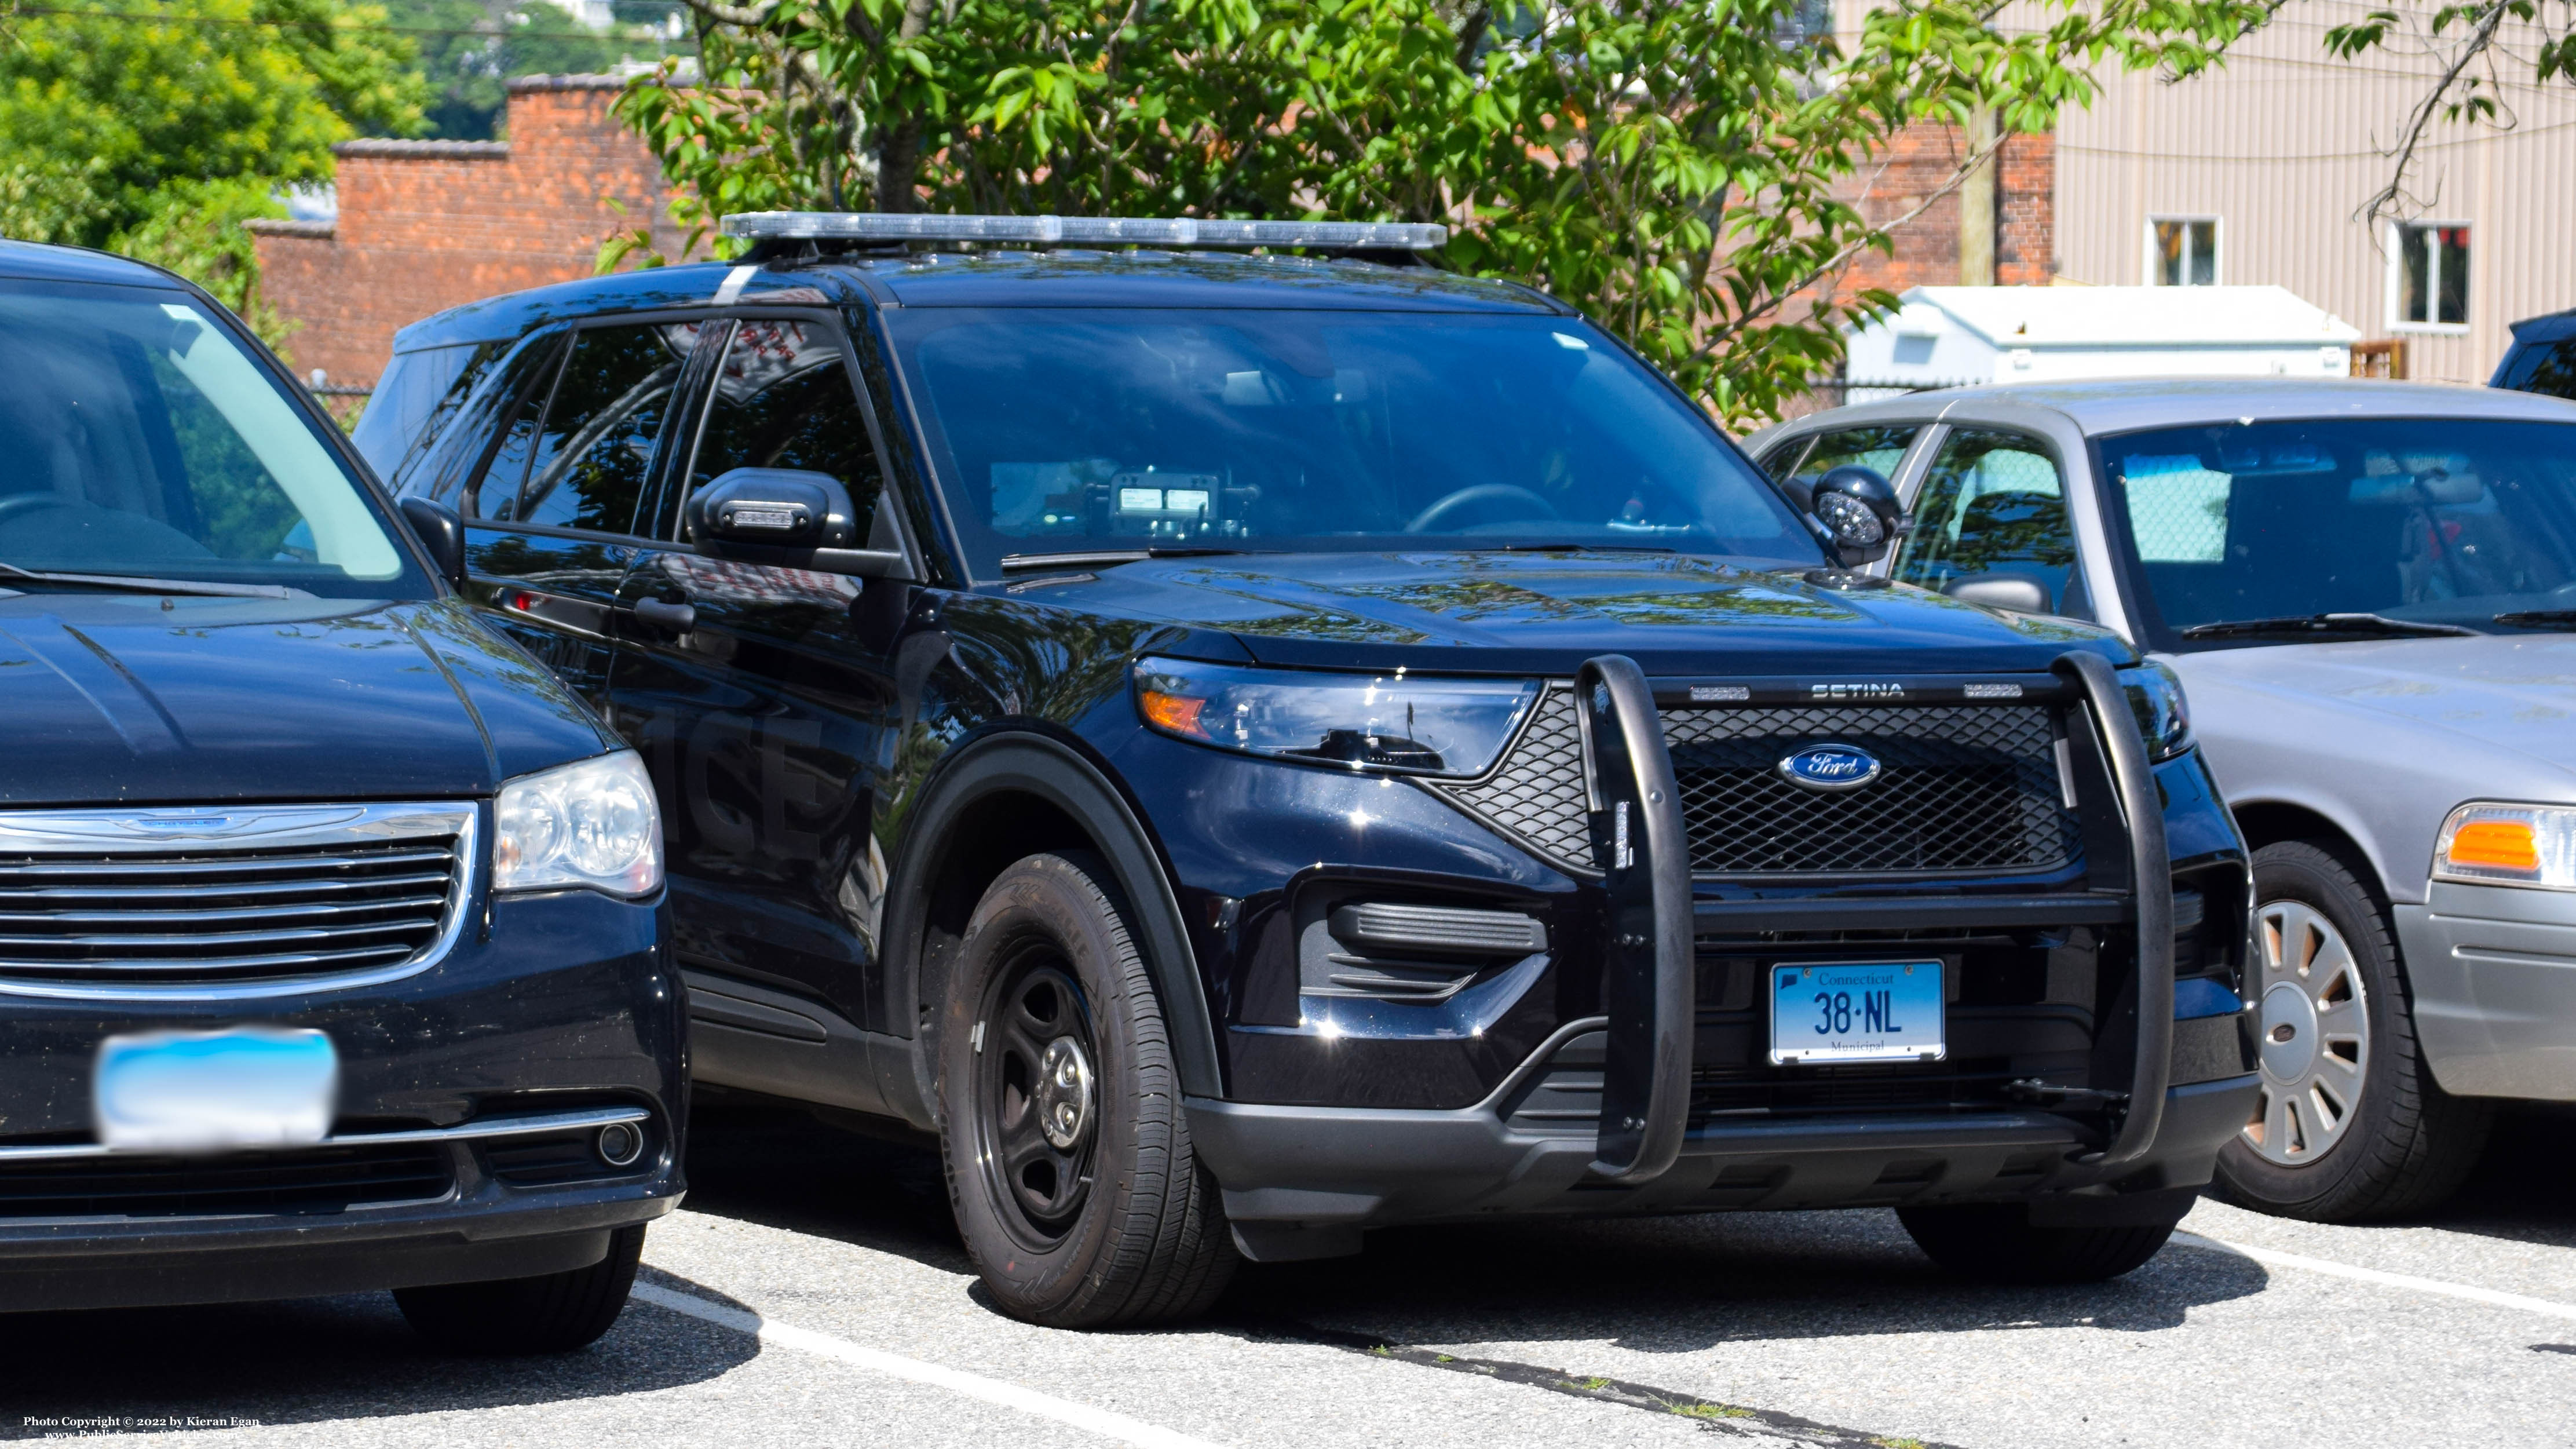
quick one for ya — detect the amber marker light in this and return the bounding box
[2447,819,2538,873]
[1138,689,1209,738]
[2434,804,2576,888]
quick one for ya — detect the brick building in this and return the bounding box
[250,75,685,386]
[1840,123,2057,295]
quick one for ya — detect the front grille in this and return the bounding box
[1664,705,2074,874]
[0,805,470,991]
[1429,688,2078,878]
[0,1144,454,1218]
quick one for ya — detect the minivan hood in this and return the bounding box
[0,594,613,807]
[1059,552,2129,675]
[2175,632,2576,769]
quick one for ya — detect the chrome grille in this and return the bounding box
[0,804,473,998]
[1426,691,2077,878]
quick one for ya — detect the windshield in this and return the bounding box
[884,308,1820,576]
[2102,417,2576,644]
[0,281,423,598]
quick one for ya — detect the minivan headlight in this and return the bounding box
[2434,802,2576,890]
[2118,661,2193,761]
[1133,657,1539,778]
[495,751,664,896]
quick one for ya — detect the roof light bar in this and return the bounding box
[720,211,1448,251]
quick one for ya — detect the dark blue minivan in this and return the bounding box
[0,242,681,1352]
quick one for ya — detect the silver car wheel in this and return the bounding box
[2243,898,2371,1167]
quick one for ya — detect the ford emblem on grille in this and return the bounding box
[1778,743,1882,791]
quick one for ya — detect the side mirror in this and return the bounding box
[1805,465,1908,569]
[398,496,467,589]
[687,467,858,549]
[1943,572,2054,615]
[684,468,915,580]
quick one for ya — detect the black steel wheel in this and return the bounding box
[937,851,1235,1328]
[972,954,1102,1249]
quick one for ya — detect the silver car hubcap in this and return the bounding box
[2243,899,2369,1166]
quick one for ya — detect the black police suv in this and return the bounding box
[0,242,680,1351]
[367,213,2259,1329]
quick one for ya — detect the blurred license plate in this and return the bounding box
[93,1028,338,1152]
[1770,962,1945,1065]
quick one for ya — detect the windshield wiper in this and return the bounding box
[2180,611,2477,641]
[999,546,1259,572]
[0,563,303,600]
[2494,609,2576,629]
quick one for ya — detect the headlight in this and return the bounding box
[495,751,664,896]
[2434,802,2576,890]
[1133,657,1539,778]
[2118,661,2193,761]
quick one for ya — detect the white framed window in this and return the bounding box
[2147,216,2220,286]
[2388,221,2471,331]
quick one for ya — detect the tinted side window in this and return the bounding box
[673,319,884,540]
[450,331,568,519]
[1894,428,2084,612]
[515,322,701,535]
[352,341,501,486]
[2500,337,2576,400]
[1759,436,1811,481]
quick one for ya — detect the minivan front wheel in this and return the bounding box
[937,852,1235,1328]
[2212,840,2491,1221]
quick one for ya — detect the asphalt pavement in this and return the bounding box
[7,1101,2573,1448]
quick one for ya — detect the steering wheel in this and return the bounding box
[0,495,69,527]
[1404,484,1562,535]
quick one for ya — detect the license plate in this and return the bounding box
[1769,961,1945,1065]
[93,1028,338,1152]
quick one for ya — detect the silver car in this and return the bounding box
[1747,379,2576,1221]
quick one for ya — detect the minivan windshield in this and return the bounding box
[0,282,423,598]
[885,308,1821,576]
[2102,417,2576,644]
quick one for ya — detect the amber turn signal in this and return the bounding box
[2447,819,2538,872]
[1138,690,1208,737]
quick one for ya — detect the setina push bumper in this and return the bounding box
[1185,650,2262,1263]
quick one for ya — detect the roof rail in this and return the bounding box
[719,212,1448,252]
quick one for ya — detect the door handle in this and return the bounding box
[632,596,696,633]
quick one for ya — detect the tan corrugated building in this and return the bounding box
[2051,2,2576,384]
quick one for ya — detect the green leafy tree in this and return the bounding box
[380,0,692,140]
[0,0,425,344]
[609,0,2275,422]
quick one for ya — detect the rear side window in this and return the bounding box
[512,323,701,535]
[351,341,500,484]
[671,319,883,541]
[2498,337,2576,400]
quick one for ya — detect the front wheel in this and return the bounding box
[937,852,1235,1328]
[2210,840,2491,1221]
[1897,1204,2176,1284]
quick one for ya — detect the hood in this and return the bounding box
[2176,632,2576,772]
[1044,552,2129,676]
[0,594,614,807]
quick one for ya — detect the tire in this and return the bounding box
[937,852,1236,1328]
[2210,840,2493,1222]
[394,1224,644,1353]
[1897,1203,2176,1284]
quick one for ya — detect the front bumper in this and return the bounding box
[2398,880,2576,1101]
[0,888,685,1312]
[1189,1069,2259,1260]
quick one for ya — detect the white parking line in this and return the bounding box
[2175,1231,2576,1322]
[629,1282,1229,1449]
